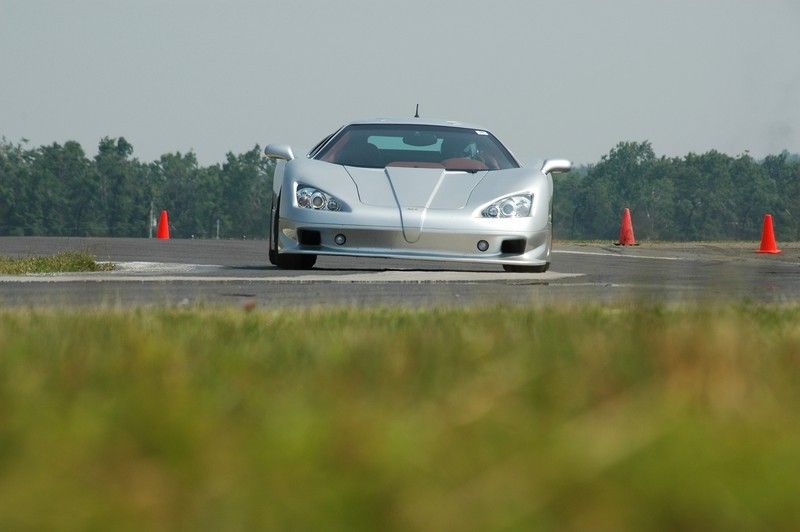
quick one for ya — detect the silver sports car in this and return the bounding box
[264,118,571,272]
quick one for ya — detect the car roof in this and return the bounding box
[346,117,492,132]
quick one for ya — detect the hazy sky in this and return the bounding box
[1,0,798,165]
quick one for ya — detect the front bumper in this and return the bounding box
[277,217,551,266]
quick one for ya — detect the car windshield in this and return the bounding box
[314,124,519,172]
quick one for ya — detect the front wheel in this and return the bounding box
[503,262,549,273]
[270,193,317,270]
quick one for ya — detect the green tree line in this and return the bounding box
[0,137,274,239]
[1,137,799,240]
[554,141,800,241]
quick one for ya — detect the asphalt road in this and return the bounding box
[1,237,799,307]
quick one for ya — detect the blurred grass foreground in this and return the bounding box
[1,306,799,530]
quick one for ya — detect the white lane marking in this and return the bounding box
[0,271,583,284]
[104,261,225,272]
[553,250,681,261]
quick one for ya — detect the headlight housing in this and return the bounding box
[481,194,532,218]
[296,186,341,211]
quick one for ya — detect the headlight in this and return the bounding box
[481,194,532,218]
[296,186,341,211]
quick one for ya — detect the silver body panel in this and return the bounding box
[269,119,564,267]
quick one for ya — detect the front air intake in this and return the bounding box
[501,238,526,255]
[297,229,321,246]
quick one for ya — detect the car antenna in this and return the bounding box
[414,103,420,118]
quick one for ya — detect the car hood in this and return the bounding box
[340,166,487,243]
[343,166,488,210]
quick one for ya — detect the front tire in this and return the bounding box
[270,193,317,270]
[503,263,549,273]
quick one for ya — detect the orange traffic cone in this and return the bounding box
[156,210,170,240]
[756,214,781,254]
[615,208,637,246]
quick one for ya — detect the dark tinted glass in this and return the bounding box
[314,124,518,171]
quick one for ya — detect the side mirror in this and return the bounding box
[264,144,295,161]
[541,159,572,175]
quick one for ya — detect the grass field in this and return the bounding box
[1,306,799,530]
[0,251,113,274]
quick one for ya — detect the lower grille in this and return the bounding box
[501,238,526,254]
[297,229,321,246]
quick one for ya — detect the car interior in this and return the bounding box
[319,130,505,171]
